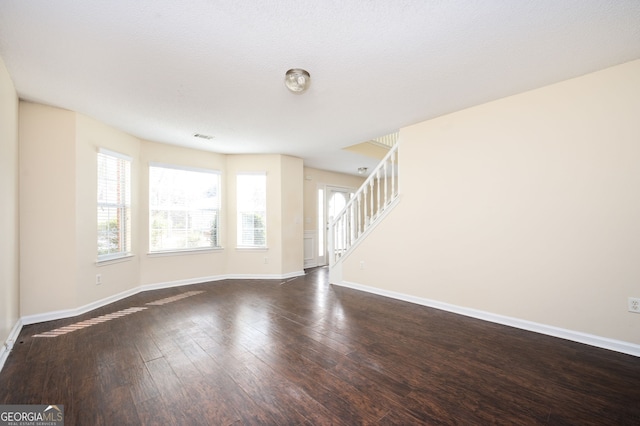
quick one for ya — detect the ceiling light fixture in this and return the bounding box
[358,167,368,175]
[285,68,311,93]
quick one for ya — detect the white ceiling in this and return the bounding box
[1,1,639,175]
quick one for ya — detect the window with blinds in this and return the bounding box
[97,149,132,260]
[237,173,266,247]
[149,164,221,252]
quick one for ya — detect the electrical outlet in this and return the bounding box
[96,274,102,285]
[359,261,365,270]
[629,297,640,313]
[264,257,269,264]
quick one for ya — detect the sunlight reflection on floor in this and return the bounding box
[32,290,206,338]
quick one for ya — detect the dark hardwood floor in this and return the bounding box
[1,267,639,425]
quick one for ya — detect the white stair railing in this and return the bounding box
[329,142,399,265]
[371,131,399,149]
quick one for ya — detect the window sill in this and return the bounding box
[235,246,269,251]
[96,254,135,266]
[147,247,224,257]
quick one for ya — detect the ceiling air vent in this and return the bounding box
[193,133,214,140]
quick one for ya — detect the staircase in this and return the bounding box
[329,141,400,271]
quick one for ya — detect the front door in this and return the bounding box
[318,186,353,266]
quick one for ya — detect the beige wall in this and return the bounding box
[0,58,20,343]
[19,106,148,316]
[281,155,304,273]
[19,103,78,316]
[342,60,640,344]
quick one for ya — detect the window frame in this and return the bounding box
[148,162,222,254]
[97,148,132,262]
[236,172,267,249]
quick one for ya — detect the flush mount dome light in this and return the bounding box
[285,68,311,93]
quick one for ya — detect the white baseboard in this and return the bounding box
[21,287,142,325]
[337,280,640,358]
[20,270,306,326]
[225,270,306,280]
[0,318,24,372]
[138,275,227,292]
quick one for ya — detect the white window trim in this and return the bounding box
[148,163,222,254]
[236,171,267,249]
[147,247,224,257]
[96,253,135,266]
[99,147,132,162]
[148,162,220,176]
[97,148,132,262]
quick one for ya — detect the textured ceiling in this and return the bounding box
[1,1,639,175]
